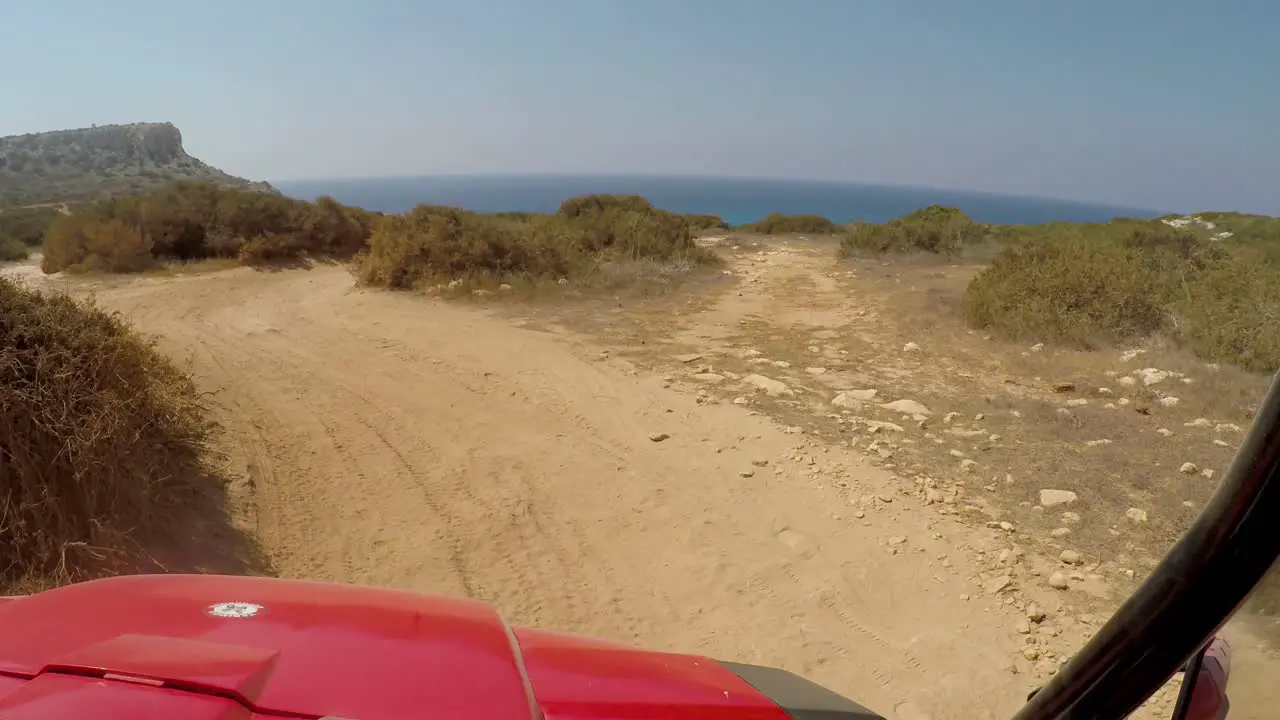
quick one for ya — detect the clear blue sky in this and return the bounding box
[3,1,1276,213]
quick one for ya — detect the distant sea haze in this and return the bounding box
[273,175,1168,226]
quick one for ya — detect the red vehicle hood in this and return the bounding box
[0,574,796,719]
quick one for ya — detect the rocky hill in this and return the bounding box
[0,122,276,208]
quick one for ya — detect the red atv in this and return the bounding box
[1,375,1277,719]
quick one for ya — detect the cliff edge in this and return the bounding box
[0,122,277,207]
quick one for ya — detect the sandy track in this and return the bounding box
[78,265,1046,719]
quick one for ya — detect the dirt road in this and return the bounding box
[7,241,1273,719]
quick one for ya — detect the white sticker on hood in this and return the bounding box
[207,602,264,618]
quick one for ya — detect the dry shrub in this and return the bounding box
[40,181,374,273]
[0,278,214,585]
[358,195,717,291]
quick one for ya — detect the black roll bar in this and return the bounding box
[1012,372,1280,720]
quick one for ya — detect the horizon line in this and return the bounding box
[268,171,1176,216]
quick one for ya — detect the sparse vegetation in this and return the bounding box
[963,218,1280,372]
[0,238,30,261]
[0,278,217,587]
[739,212,839,235]
[0,123,276,207]
[840,205,989,256]
[41,181,375,273]
[357,194,718,291]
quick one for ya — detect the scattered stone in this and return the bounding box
[1026,604,1046,623]
[942,412,960,424]
[1039,489,1078,507]
[732,396,751,406]
[498,283,513,291]
[1159,396,1180,407]
[675,353,704,364]
[987,575,1013,595]
[903,342,922,353]
[771,360,791,369]
[1179,462,1198,475]
[959,459,978,473]
[692,373,726,383]
[1048,572,1070,590]
[1066,398,1088,407]
[888,536,908,546]
[1117,376,1137,386]
[1060,550,1083,565]
[879,399,932,416]
[739,469,755,478]
[1216,423,1242,433]
[805,367,828,375]
[1015,619,1031,634]
[1050,527,1071,538]
[852,510,866,519]
[1186,417,1212,428]
[742,374,793,397]
[1157,428,1173,437]
[648,432,670,442]
[999,521,1015,532]
[1022,646,1042,660]
[1084,439,1112,447]
[1052,381,1076,393]
[1200,468,1215,480]
[1213,439,1230,447]
[1030,343,1044,352]
[751,458,770,467]
[865,420,905,432]
[1125,507,1149,524]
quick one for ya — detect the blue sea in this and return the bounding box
[273,175,1167,226]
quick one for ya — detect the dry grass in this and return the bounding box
[0,277,258,590]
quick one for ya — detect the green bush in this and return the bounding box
[683,213,730,231]
[0,207,60,246]
[963,220,1280,371]
[0,238,29,262]
[841,206,988,256]
[739,212,839,234]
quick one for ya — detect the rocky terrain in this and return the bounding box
[3,232,1276,718]
[0,123,275,207]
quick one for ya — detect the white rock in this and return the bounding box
[1117,376,1137,387]
[879,399,932,416]
[1048,572,1070,590]
[692,373,726,383]
[987,575,1013,595]
[1137,368,1172,386]
[805,367,827,375]
[1066,398,1088,407]
[771,360,791,369]
[1040,489,1078,507]
[1125,507,1149,524]
[1060,550,1083,565]
[742,374,793,397]
[832,392,866,410]
[903,342,922,353]
[1061,511,1081,524]
[959,459,978,473]
[1030,343,1044,352]
[1200,468,1215,480]
[1157,428,1173,437]
[1179,462,1198,475]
